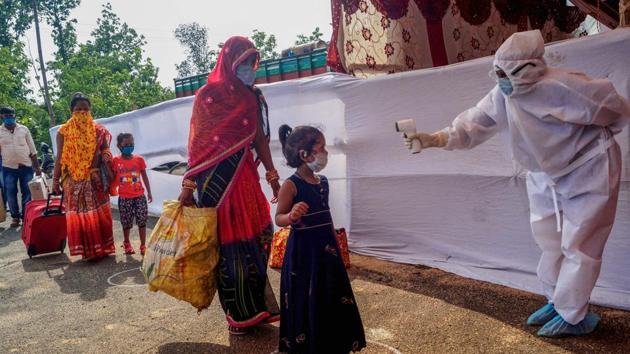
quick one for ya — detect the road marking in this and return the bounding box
[367,340,402,354]
[106,267,146,288]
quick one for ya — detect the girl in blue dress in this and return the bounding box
[275,125,365,354]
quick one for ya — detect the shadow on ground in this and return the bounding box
[349,254,630,354]
[158,324,279,354]
[0,225,20,249]
[21,253,143,302]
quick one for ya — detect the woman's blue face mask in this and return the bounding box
[236,64,256,86]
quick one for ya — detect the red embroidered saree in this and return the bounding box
[186,36,278,329]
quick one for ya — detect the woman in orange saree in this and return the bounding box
[53,93,115,260]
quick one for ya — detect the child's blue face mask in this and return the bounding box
[121,146,134,156]
[236,64,256,86]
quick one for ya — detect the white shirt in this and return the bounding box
[0,124,37,169]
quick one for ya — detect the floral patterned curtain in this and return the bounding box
[622,0,630,26]
[568,0,620,28]
[328,0,585,77]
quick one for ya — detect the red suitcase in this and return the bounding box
[21,194,67,258]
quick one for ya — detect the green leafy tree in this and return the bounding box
[174,22,217,78]
[90,3,146,56]
[0,1,173,144]
[295,27,324,45]
[0,0,33,46]
[50,3,173,120]
[0,42,50,144]
[251,29,278,60]
[40,0,80,64]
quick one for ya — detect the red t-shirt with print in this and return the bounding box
[112,155,147,198]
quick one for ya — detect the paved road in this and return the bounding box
[1,213,628,354]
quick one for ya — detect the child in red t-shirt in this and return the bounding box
[112,133,153,255]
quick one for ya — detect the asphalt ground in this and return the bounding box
[1,212,629,354]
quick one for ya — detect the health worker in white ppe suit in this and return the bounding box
[403,30,630,338]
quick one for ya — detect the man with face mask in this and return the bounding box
[0,106,42,227]
[403,30,630,337]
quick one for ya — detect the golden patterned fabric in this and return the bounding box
[621,0,630,27]
[329,0,585,78]
[59,112,97,181]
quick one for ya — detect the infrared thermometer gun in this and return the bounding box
[395,119,422,154]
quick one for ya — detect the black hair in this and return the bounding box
[278,124,324,168]
[0,106,16,115]
[70,92,91,111]
[117,132,134,145]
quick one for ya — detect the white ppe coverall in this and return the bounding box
[442,30,630,325]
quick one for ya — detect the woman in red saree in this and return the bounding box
[178,36,282,335]
[53,93,115,260]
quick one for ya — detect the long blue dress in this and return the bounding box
[279,174,366,353]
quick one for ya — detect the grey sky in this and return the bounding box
[24,0,332,90]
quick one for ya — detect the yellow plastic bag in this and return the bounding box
[142,200,219,310]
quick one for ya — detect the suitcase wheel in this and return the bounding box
[27,245,36,259]
[60,239,67,254]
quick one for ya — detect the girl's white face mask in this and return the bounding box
[306,151,328,172]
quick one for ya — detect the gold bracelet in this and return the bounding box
[265,169,280,184]
[182,179,197,189]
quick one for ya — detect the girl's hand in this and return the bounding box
[289,202,309,223]
[147,193,153,204]
[178,188,195,207]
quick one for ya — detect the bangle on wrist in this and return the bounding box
[182,179,197,190]
[265,169,280,184]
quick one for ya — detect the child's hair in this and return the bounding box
[117,132,133,145]
[278,124,324,168]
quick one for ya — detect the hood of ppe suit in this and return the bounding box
[494,30,547,95]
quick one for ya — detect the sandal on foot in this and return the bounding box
[122,241,135,254]
[140,244,147,256]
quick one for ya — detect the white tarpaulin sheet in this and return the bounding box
[51,29,630,311]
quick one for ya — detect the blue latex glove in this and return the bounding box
[527,303,558,326]
[537,312,600,337]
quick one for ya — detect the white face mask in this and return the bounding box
[307,152,328,172]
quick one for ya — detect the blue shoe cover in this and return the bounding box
[527,303,558,326]
[537,312,600,337]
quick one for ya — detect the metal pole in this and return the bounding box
[32,0,56,127]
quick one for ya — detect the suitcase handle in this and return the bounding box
[44,193,64,216]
